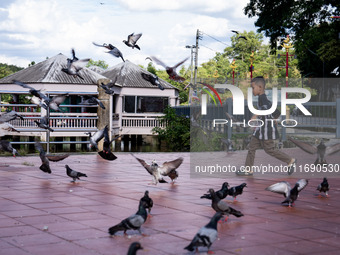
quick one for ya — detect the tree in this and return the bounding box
[244,0,339,77]
[86,59,109,70]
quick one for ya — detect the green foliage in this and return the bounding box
[152,106,190,151]
[0,63,23,79]
[86,59,109,70]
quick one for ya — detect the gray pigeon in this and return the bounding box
[0,122,20,133]
[209,188,244,222]
[140,190,153,215]
[127,242,143,255]
[35,142,51,174]
[184,212,223,253]
[317,177,329,197]
[93,42,125,62]
[0,111,24,123]
[80,96,105,109]
[148,56,188,82]
[123,33,142,50]
[48,94,68,112]
[65,165,87,182]
[61,49,90,80]
[228,183,247,201]
[108,201,148,236]
[0,140,19,157]
[34,115,54,132]
[13,80,50,104]
[85,126,106,151]
[132,155,183,184]
[265,179,308,207]
[141,73,164,90]
[289,138,340,165]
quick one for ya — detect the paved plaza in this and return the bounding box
[1,148,340,255]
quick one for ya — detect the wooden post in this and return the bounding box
[97,78,111,151]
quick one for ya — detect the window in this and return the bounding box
[123,96,168,113]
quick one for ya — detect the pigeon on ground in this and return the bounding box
[48,94,68,112]
[265,179,309,207]
[289,138,340,165]
[80,96,105,109]
[140,190,153,216]
[147,56,188,82]
[184,212,223,254]
[123,33,142,50]
[13,80,50,104]
[35,142,51,174]
[98,126,121,160]
[46,154,70,162]
[65,165,87,182]
[127,242,143,255]
[209,188,244,222]
[220,138,235,153]
[132,155,183,184]
[93,42,125,62]
[34,115,54,132]
[0,140,19,157]
[228,183,247,201]
[0,111,24,123]
[141,73,164,90]
[317,177,329,197]
[61,49,90,80]
[201,182,229,200]
[108,201,148,236]
[85,127,106,151]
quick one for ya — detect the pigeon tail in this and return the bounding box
[108,223,126,235]
[229,207,244,217]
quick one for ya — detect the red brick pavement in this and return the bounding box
[0,149,339,255]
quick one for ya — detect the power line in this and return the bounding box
[200,31,231,47]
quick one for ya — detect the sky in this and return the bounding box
[0,0,259,69]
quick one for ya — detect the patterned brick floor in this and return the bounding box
[0,149,339,255]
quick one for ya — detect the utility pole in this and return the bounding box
[186,45,196,105]
[194,29,201,87]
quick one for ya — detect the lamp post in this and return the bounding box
[230,59,237,85]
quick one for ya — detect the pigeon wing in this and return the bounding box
[296,179,308,192]
[128,33,142,45]
[326,143,340,155]
[46,154,70,162]
[265,181,291,197]
[92,42,106,48]
[216,200,230,212]
[13,80,34,90]
[71,59,90,72]
[172,57,189,69]
[159,157,184,176]
[289,138,317,154]
[132,155,153,175]
[149,56,167,69]
[51,94,68,106]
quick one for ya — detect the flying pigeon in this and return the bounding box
[13,80,50,104]
[0,140,19,157]
[0,122,20,134]
[147,56,188,82]
[127,242,143,255]
[98,126,120,160]
[132,155,183,184]
[25,95,48,109]
[34,115,54,132]
[238,36,247,40]
[289,138,340,165]
[184,212,223,254]
[0,110,24,123]
[141,73,164,90]
[85,127,106,151]
[265,179,309,207]
[80,96,105,109]
[93,42,125,62]
[231,30,239,34]
[331,66,339,76]
[228,183,247,201]
[123,33,142,50]
[140,190,153,216]
[46,154,70,162]
[201,182,229,200]
[35,142,51,174]
[209,188,244,222]
[61,48,90,80]
[48,94,68,112]
[317,177,329,197]
[100,66,123,95]
[108,201,148,236]
[65,165,87,182]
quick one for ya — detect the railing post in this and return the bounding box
[227,98,232,139]
[336,98,340,138]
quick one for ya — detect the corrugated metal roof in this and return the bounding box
[102,60,178,90]
[0,53,109,85]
